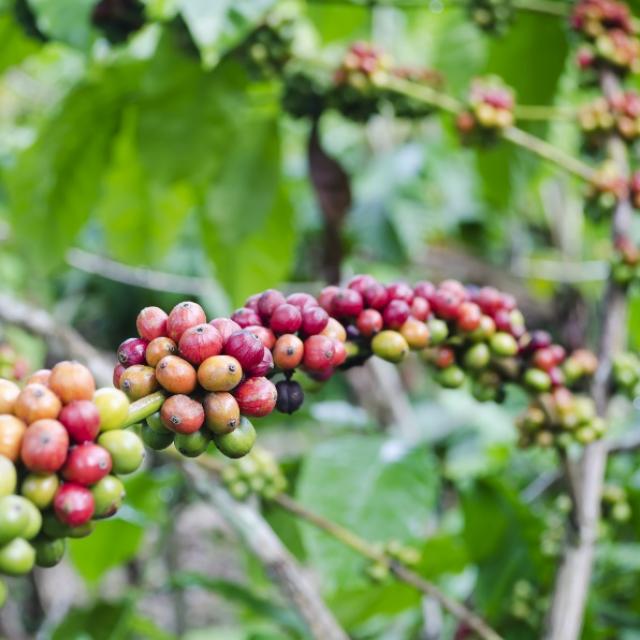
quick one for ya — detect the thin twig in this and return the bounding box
[514,104,577,121]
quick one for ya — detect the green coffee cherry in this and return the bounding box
[174,429,211,458]
[214,418,256,459]
[427,318,448,345]
[34,537,66,568]
[523,368,552,392]
[490,332,518,357]
[435,365,465,389]
[371,331,409,363]
[463,343,491,370]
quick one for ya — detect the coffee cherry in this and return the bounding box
[62,443,112,486]
[160,395,205,434]
[247,347,274,377]
[203,392,240,435]
[432,288,463,319]
[234,377,277,417]
[490,332,519,357]
[258,289,287,320]
[273,334,304,370]
[383,300,411,329]
[20,473,58,509]
[410,297,430,321]
[332,289,364,318]
[270,304,302,334]
[119,365,159,401]
[167,301,207,342]
[42,513,94,539]
[21,420,69,473]
[400,318,430,350]
[321,318,347,342]
[347,274,377,297]
[210,318,242,343]
[371,330,409,363]
[113,364,125,388]
[413,280,436,301]
[98,430,145,474]
[387,282,414,303]
[532,347,556,372]
[528,330,552,352]
[244,326,277,350]
[136,306,168,341]
[58,400,100,444]
[54,483,94,527]
[244,293,261,311]
[363,282,389,310]
[0,416,26,462]
[25,370,51,387]
[0,456,16,497]
[0,496,31,544]
[357,309,383,337]
[214,417,256,458]
[331,339,347,366]
[14,384,61,424]
[141,422,174,450]
[275,380,304,414]
[50,361,96,404]
[463,342,491,370]
[178,324,224,365]
[231,307,263,328]
[145,337,177,367]
[524,368,552,392]
[224,330,265,370]
[91,475,125,518]
[468,315,496,342]
[287,292,318,310]
[427,318,448,345]
[303,335,336,371]
[0,538,35,576]
[34,537,66,568]
[457,302,482,332]
[174,429,211,458]
[318,286,340,312]
[198,355,243,392]
[21,500,42,540]
[93,388,130,431]
[117,338,148,367]
[156,355,197,395]
[0,379,19,413]
[435,365,466,388]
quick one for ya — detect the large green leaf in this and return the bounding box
[295,435,440,595]
[0,11,40,74]
[26,0,95,49]
[177,0,277,67]
[51,600,134,640]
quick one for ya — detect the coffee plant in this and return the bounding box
[3,0,640,638]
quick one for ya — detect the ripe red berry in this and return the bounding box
[318,286,340,312]
[244,325,276,350]
[363,282,389,310]
[332,289,363,318]
[301,306,329,335]
[414,281,436,301]
[224,330,265,370]
[117,338,148,367]
[440,279,468,299]
[136,306,168,341]
[386,282,414,303]
[528,330,552,352]
[549,344,566,363]
[347,274,377,297]
[257,289,287,320]
[356,309,383,337]
[210,318,242,344]
[549,367,565,387]
[410,297,430,321]
[167,301,207,342]
[434,346,455,369]
[62,443,112,486]
[246,347,274,377]
[432,288,463,320]
[244,293,261,312]
[59,400,101,443]
[155,356,197,395]
[473,286,503,315]
[493,309,512,333]
[286,292,317,310]
[302,335,335,371]
[231,307,262,328]
[270,335,301,370]
[145,337,178,367]
[331,340,347,367]
[54,483,94,527]
[532,347,556,372]
[270,304,302,334]
[457,302,482,332]
[113,364,125,388]
[383,299,411,329]
[233,377,277,417]
[20,419,69,473]
[161,394,205,434]
[178,324,223,365]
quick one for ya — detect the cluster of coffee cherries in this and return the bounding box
[602,483,632,522]
[579,91,640,145]
[508,580,547,629]
[220,447,287,501]
[572,0,640,76]
[612,351,640,396]
[0,362,141,601]
[586,160,629,216]
[456,77,515,143]
[465,0,514,35]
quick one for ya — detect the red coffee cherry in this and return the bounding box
[145,337,177,367]
[224,330,265,370]
[62,443,112,486]
[414,281,436,301]
[231,307,262,328]
[386,282,414,303]
[21,419,69,473]
[363,282,389,310]
[25,369,51,387]
[457,302,482,332]
[59,400,101,443]
[136,306,169,341]
[155,356,197,395]
[54,483,94,527]
[270,304,302,334]
[167,301,207,342]
[356,309,383,337]
[318,285,340,312]
[178,324,224,365]
[257,289,287,320]
[273,334,304,370]
[332,288,363,318]
[347,274,377,297]
[410,297,430,321]
[112,364,126,388]
[303,335,335,371]
[331,340,347,367]
[246,347,274,377]
[301,306,329,335]
[286,292,317,310]
[117,338,148,367]
[244,325,276,350]
[432,288,463,320]
[233,377,277,417]
[244,293,261,312]
[210,318,242,344]
[161,395,205,434]
[383,300,411,329]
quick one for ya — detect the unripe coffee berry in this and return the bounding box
[400,318,430,350]
[98,430,145,475]
[0,379,19,414]
[174,429,211,458]
[435,365,465,389]
[156,356,197,395]
[119,365,158,401]
[490,332,519,357]
[427,318,448,345]
[320,318,347,342]
[93,388,130,432]
[371,330,409,363]
[91,475,125,519]
[273,334,304,370]
[145,337,178,367]
[197,355,243,392]
[214,417,256,459]
[203,392,240,435]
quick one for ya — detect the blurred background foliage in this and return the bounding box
[1,0,640,638]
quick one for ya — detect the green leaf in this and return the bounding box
[68,519,144,583]
[296,435,440,595]
[51,599,134,640]
[0,12,40,74]
[26,0,95,49]
[177,0,277,67]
